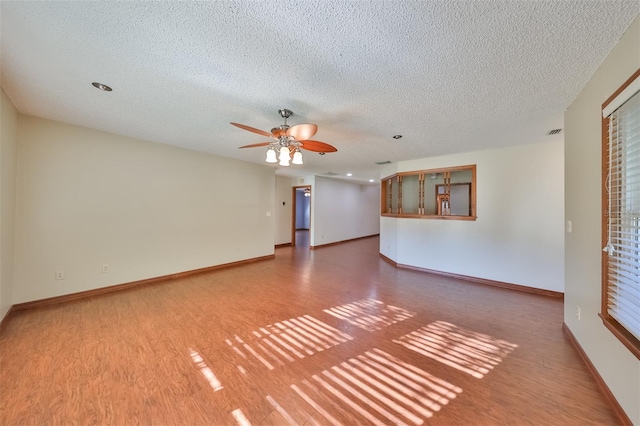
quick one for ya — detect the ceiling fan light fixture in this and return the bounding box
[278,146,291,166]
[265,146,278,163]
[234,109,337,166]
[292,149,303,165]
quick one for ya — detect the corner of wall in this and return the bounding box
[0,88,19,320]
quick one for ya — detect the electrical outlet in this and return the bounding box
[576,306,581,320]
[102,264,109,274]
[55,270,65,280]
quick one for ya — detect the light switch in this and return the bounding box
[566,220,572,233]
[266,211,271,217]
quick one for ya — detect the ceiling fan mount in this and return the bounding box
[273,108,293,133]
[278,108,293,119]
[231,109,337,167]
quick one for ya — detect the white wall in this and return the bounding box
[274,175,294,245]
[380,140,565,292]
[565,16,640,424]
[13,115,275,303]
[0,89,18,320]
[311,176,380,247]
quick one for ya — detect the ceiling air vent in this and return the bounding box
[375,161,392,165]
[324,171,339,176]
[547,129,562,135]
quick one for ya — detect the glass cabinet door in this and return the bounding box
[401,174,420,215]
[390,177,399,214]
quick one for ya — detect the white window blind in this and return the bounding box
[605,87,640,342]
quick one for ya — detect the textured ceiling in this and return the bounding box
[1,1,638,183]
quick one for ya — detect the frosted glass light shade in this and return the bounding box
[278,147,290,166]
[292,150,303,165]
[265,147,277,163]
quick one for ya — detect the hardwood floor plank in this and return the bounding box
[0,237,621,425]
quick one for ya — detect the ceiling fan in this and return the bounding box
[231,109,337,166]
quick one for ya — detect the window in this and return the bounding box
[601,68,640,360]
[381,165,476,220]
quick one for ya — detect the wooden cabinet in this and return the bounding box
[381,165,476,220]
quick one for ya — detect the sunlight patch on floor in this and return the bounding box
[266,395,300,426]
[225,315,353,370]
[323,299,415,332]
[188,348,223,391]
[393,321,518,379]
[231,408,252,426]
[277,349,463,425]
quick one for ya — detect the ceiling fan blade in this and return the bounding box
[238,142,271,148]
[230,122,274,138]
[287,123,318,141]
[299,140,337,153]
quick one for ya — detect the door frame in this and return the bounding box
[291,185,311,247]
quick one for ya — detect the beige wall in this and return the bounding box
[311,176,380,247]
[13,115,276,303]
[274,175,294,245]
[564,16,640,424]
[1,89,18,320]
[380,139,565,292]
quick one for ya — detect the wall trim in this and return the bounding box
[380,253,564,298]
[379,253,397,266]
[0,305,15,331]
[562,323,632,426]
[11,254,275,313]
[310,234,379,250]
[275,243,292,248]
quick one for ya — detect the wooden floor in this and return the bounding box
[0,236,619,425]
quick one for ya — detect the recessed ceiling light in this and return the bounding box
[392,135,402,139]
[92,82,112,91]
[347,173,353,177]
[369,179,375,183]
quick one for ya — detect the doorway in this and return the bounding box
[292,186,311,247]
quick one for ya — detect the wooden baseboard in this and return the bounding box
[0,305,15,332]
[11,254,275,312]
[310,234,379,250]
[379,253,397,266]
[380,253,563,298]
[275,243,292,248]
[562,323,632,426]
